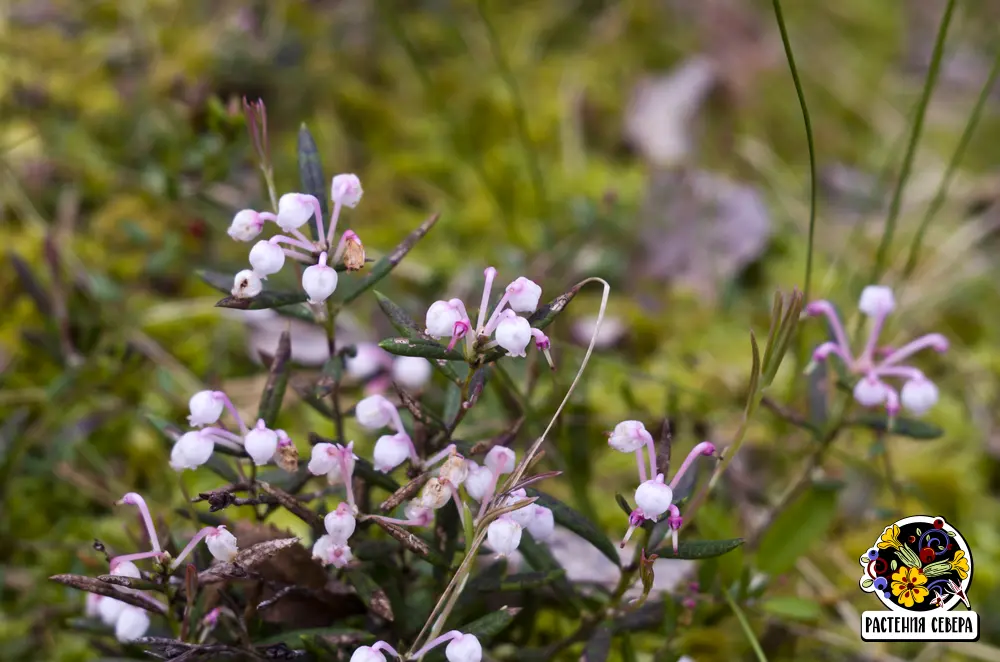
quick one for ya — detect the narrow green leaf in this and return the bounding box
[756,485,838,575]
[760,596,822,622]
[254,627,372,647]
[374,291,462,382]
[198,270,313,321]
[518,531,579,612]
[458,605,520,640]
[851,414,943,440]
[759,291,784,374]
[379,337,464,361]
[653,538,745,560]
[443,383,462,426]
[526,489,620,567]
[297,124,328,242]
[724,588,769,662]
[344,568,394,621]
[471,569,567,592]
[256,331,291,427]
[747,330,761,412]
[215,290,308,311]
[338,212,440,304]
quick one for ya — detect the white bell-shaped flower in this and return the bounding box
[608,420,653,453]
[901,378,939,416]
[232,269,263,299]
[417,477,452,510]
[324,503,357,545]
[302,252,338,304]
[634,476,673,519]
[308,443,339,476]
[172,431,214,471]
[85,593,102,619]
[487,516,522,556]
[484,446,515,475]
[331,174,364,208]
[446,633,483,662]
[494,311,531,357]
[425,299,465,338]
[858,285,896,317]
[526,506,555,542]
[112,560,141,579]
[188,390,223,427]
[853,375,888,407]
[464,462,493,501]
[227,209,264,242]
[392,356,432,390]
[244,420,278,466]
[373,433,410,472]
[115,606,150,643]
[355,394,393,429]
[277,193,316,231]
[346,343,388,381]
[98,597,127,626]
[249,240,286,278]
[350,647,387,662]
[313,534,353,567]
[505,277,542,313]
[503,489,533,527]
[439,455,469,487]
[206,526,239,562]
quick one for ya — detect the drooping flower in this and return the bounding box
[806,285,948,420]
[324,503,357,545]
[232,269,263,299]
[171,430,215,471]
[277,193,319,232]
[487,516,522,556]
[313,534,353,568]
[350,641,399,662]
[331,174,364,209]
[392,356,432,390]
[373,433,413,473]
[411,631,482,662]
[525,505,555,542]
[227,209,265,242]
[306,441,358,510]
[188,391,224,427]
[302,252,339,304]
[114,606,151,642]
[494,311,532,357]
[249,240,286,278]
[244,419,279,466]
[205,526,239,562]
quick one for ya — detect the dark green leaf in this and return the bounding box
[338,212,440,305]
[518,532,580,614]
[374,291,462,382]
[215,290,308,311]
[760,596,823,622]
[443,383,462,427]
[756,485,839,575]
[747,330,761,412]
[344,568,394,621]
[653,538,745,560]
[583,624,612,662]
[256,331,291,427]
[526,489,620,567]
[458,605,520,640]
[297,124,328,242]
[851,414,944,440]
[379,337,464,361]
[198,270,313,320]
[254,627,372,647]
[470,569,567,592]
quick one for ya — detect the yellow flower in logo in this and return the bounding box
[891,566,929,608]
[878,524,902,550]
[949,550,970,580]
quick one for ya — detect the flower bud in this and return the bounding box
[495,311,531,357]
[373,433,410,472]
[392,356,432,390]
[608,420,653,453]
[526,506,555,542]
[853,375,888,407]
[244,419,278,466]
[172,430,214,471]
[308,443,339,476]
[505,277,542,313]
[312,534,353,567]
[355,394,393,429]
[634,477,673,519]
[350,646,387,662]
[484,446,515,475]
[275,430,299,472]
[324,503,356,545]
[188,390,223,427]
[206,526,239,562]
[249,240,286,277]
[342,230,366,271]
[331,174,364,208]
[277,193,317,231]
[417,477,452,510]
[446,633,483,662]
[900,378,939,416]
[487,516,522,556]
[346,343,389,381]
[228,209,264,242]
[302,253,338,304]
[439,454,469,487]
[115,606,150,643]
[425,300,466,338]
[858,285,896,317]
[232,269,263,299]
[464,462,493,501]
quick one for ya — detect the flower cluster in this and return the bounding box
[313,502,356,568]
[172,390,295,471]
[607,421,716,553]
[353,630,482,662]
[227,174,366,304]
[426,267,553,366]
[87,493,239,642]
[806,285,948,420]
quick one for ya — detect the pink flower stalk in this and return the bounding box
[116,493,161,553]
[412,630,482,662]
[350,641,400,662]
[169,525,239,570]
[807,285,948,420]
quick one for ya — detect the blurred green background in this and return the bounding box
[3,0,1000,660]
